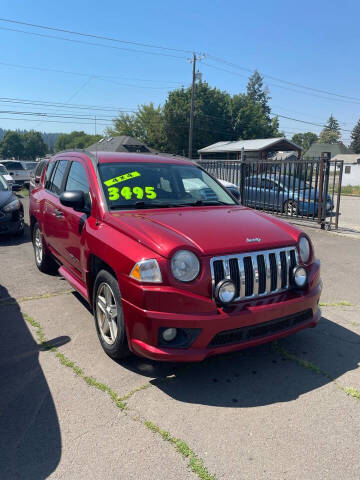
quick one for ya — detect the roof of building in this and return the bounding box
[198,137,302,154]
[332,153,360,163]
[304,142,351,158]
[87,135,154,153]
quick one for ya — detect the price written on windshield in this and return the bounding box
[108,186,157,201]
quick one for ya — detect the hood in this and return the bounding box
[0,191,14,209]
[105,206,301,258]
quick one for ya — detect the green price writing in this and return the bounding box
[108,186,157,201]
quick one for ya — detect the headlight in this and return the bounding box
[3,199,20,212]
[130,259,162,283]
[215,279,236,304]
[171,250,200,282]
[299,236,311,263]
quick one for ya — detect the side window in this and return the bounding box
[48,160,69,195]
[65,161,91,209]
[35,160,46,178]
[45,162,56,189]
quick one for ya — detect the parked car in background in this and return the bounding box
[29,159,48,192]
[218,179,240,199]
[30,151,321,362]
[243,175,334,216]
[0,160,31,187]
[0,174,24,236]
[0,163,15,188]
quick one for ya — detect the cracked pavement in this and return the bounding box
[0,198,359,479]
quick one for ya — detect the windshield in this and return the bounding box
[0,175,9,191]
[23,162,38,170]
[0,165,7,175]
[98,162,236,210]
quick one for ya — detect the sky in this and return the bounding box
[0,0,359,144]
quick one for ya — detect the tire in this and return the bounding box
[93,269,129,360]
[32,222,57,273]
[14,211,25,237]
[283,200,298,216]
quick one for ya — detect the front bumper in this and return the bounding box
[123,262,322,362]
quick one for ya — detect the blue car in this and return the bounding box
[243,175,334,216]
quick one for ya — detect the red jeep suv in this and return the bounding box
[30,151,322,362]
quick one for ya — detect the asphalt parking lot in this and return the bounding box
[1,197,359,480]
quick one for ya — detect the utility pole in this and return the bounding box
[188,53,196,159]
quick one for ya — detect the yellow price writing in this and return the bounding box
[108,186,157,201]
[104,171,141,187]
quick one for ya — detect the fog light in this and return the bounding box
[293,266,307,288]
[215,279,236,304]
[162,328,177,342]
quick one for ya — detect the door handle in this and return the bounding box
[54,209,63,218]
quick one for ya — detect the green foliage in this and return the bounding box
[163,82,232,155]
[22,131,48,159]
[246,70,271,116]
[107,103,165,151]
[291,132,318,151]
[350,119,360,154]
[319,115,341,144]
[0,131,25,158]
[54,131,102,152]
[231,94,279,139]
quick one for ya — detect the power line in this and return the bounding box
[206,54,360,102]
[0,26,186,60]
[0,17,195,54]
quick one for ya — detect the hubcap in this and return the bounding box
[34,228,43,264]
[96,283,118,345]
[286,201,297,215]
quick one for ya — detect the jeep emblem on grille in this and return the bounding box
[246,237,262,243]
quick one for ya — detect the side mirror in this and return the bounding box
[34,176,41,184]
[60,190,89,213]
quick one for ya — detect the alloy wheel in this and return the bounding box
[34,227,43,265]
[96,282,118,345]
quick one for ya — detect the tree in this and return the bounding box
[291,132,318,152]
[108,103,165,151]
[350,119,360,154]
[246,70,271,116]
[231,94,280,140]
[54,131,102,152]
[163,82,232,155]
[0,131,24,159]
[23,131,48,159]
[318,115,341,144]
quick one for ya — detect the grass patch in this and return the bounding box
[145,421,217,480]
[319,301,353,307]
[344,387,360,400]
[24,311,217,479]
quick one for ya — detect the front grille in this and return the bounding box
[210,246,298,302]
[209,309,313,347]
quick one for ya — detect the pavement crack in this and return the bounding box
[0,290,74,307]
[272,341,360,401]
[24,312,217,480]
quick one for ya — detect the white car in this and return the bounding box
[0,160,31,186]
[0,163,14,187]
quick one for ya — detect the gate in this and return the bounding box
[198,156,344,230]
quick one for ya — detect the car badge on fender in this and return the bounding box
[246,237,262,243]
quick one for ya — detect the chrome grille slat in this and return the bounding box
[210,247,298,302]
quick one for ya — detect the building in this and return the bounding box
[303,142,351,159]
[198,137,302,160]
[87,135,153,154]
[332,154,360,187]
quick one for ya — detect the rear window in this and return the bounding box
[23,162,38,170]
[3,161,24,170]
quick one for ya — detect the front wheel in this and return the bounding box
[32,222,57,273]
[93,270,129,360]
[284,200,298,216]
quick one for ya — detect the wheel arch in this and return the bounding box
[87,254,117,307]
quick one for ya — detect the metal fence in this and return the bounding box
[198,156,344,230]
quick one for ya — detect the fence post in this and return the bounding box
[335,161,343,230]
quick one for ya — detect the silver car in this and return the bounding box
[0,160,31,186]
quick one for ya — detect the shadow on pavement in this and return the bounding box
[0,286,70,479]
[122,317,359,408]
[0,223,31,247]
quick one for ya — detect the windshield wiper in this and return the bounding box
[181,200,230,206]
